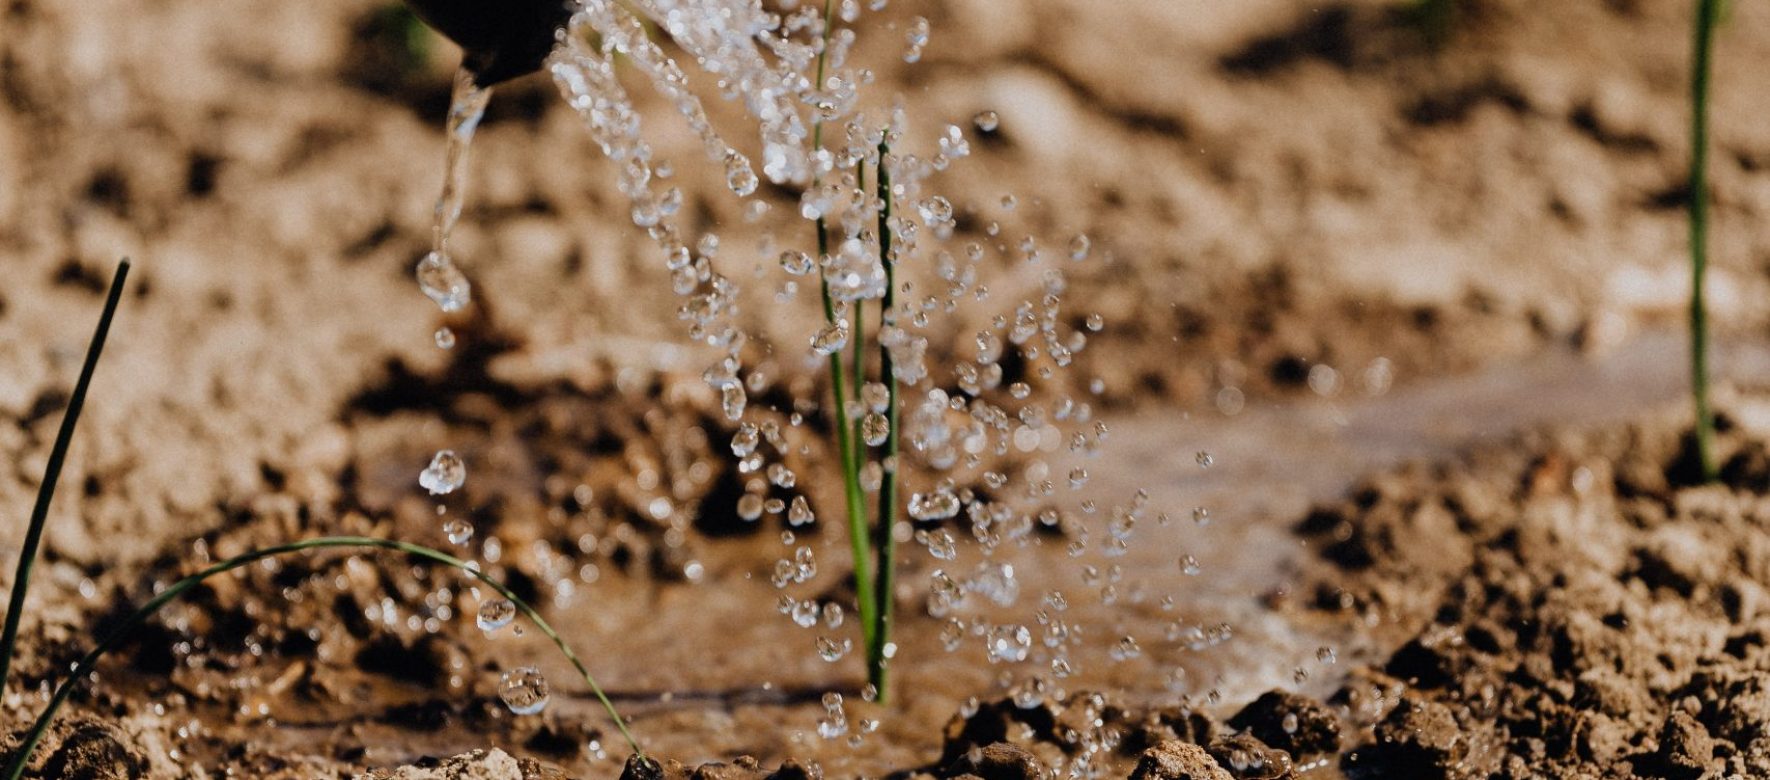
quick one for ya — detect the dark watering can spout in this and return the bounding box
[402,0,574,87]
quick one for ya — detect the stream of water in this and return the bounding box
[385,0,1770,775]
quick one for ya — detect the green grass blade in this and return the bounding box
[821,213,879,666]
[0,259,129,692]
[870,141,900,701]
[806,0,880,670]
[1691,0,1720,481]
[1,536,640,780]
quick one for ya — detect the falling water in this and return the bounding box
[398,0,1230,745]
[415,69,492,316]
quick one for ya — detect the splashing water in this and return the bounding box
[389,0,1228,724]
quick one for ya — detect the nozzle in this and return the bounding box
[401,0,574,87]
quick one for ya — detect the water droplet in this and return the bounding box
[434,326,456,350]
[971,562,1019,606]
[903,16,930,62]
[724,150,758,196]
[909,489,960,520]
[443,518,473,545]
[929,570,963,616]
[941,618,966,652]
[861,382,891,412]
[419,450,466,495]
[811,322,850,355]
[1067,234,1091,261]
[788,495,815,526]
[1178,554,1201,576]
[976,331,1003,364]
[973,111,999,132]
[817,718,848,739]
[986,624,1032,663]
[731,423,760,457]
[816,636,849,662]
[780,249,815,276]
[1195,451,1214,468]
[737,493,764,521]
[721,383,747,420]
[415,252,472,313]
[1110,635,1142,660]
[791,599,819,628]
[920,529,957,560]
[775,463,803,488]
[477,598,516,632]
[862,413,890,446]
[917,196,953,226]
[498,667,550,715]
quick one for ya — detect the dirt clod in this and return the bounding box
[39,719,146,780]
[1639,711,1717,780]
[360,748,525,779]
[1203,734,1292,780]
[1356,696,1470,778]
[1126,741,1230,780]
[945,742,1042,780]
[1226,691,1342,758]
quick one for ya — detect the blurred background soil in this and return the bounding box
[3,0,1770,777]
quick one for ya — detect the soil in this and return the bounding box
[3,0,1770,778]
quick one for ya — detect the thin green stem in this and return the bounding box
[821,222,878,661]
[1,537,640,780]
[1691,0,1719,481]
[0,260,128,692]
[807,0,878,668]
[850,303,866,458]
[849,162,863,426]
[869,141,900,701]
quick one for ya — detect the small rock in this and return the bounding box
[1128,741,1232,780]
[767,758,823,780]
[1228,690,1342,757]
[42,719,146,780]
[1360,697,1467,777]
[946,742,1042,780]
[358,748,524,780]
[690,759,766,780]
[620,754,682,780]
[1639,711,1714,780]
[938,698,1058,767]
[1205,734,1293,779]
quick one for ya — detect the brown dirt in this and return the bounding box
[1288,403,1770,779]
[3,0,1770,778]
